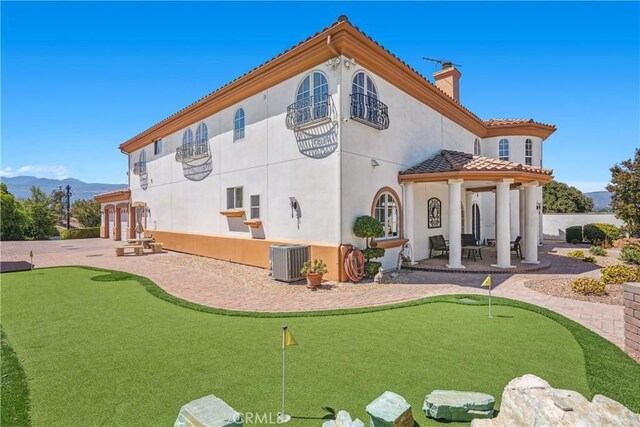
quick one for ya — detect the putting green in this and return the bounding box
[0,267,608,426]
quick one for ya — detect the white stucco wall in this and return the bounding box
[543,213,624,240]
[128,63,343,245]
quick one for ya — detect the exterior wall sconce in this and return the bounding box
[289,197,298,218]
[536,202,541,212]
[371,159,380,167]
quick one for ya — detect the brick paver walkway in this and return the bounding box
[0,238,625,348]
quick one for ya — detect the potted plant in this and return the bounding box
[301,259,328,289]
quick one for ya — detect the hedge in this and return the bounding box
[583,223,622,245]
[60,227,100,240]
[565,226,582,243]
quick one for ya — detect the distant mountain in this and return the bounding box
[585,191,613,212]
[1,176,127,200]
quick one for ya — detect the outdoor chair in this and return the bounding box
[461,233,482,260]
[511,236,523,259]
[429,235,449,258]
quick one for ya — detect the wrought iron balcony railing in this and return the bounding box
[286,93,334,131]
[175,140,210,163]
[350,93,390,130]
[133,161,147,175]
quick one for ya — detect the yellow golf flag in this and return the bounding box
[283,327,297,348]
[481,275,492,288]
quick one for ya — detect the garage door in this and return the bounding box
[120,209,128,241]
[108,210,114,239]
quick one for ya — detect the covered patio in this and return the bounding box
[400,150,553,270]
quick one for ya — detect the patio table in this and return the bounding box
[462,245,483,261]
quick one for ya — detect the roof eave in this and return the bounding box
[398,170,554,184]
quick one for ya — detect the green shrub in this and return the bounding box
[565,226,583,243]
[567,250,585,259]
[589,246,607,256]
[301,259,328,276]
[362,248,385,260]
[571,277,607,296]
[582,256,597,263]
[60,227,100,240]
[364,261,382,278]
[620,242,640,265]
[582,223,622,245]
[601,264,640,285]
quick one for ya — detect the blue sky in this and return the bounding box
[2,2,638,192]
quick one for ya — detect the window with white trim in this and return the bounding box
[234,109,245,141]
[498,138,510,161]
[374,191,399,239]
[226,187,243,209]
[295,71,329,124]
[474,138,481,156]
[250,195,260,219]
[196,122,208,143]
[525,138,533,166]
[153,139,163,155]
[183,128,194,145]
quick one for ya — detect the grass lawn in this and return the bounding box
[1,266,638,426]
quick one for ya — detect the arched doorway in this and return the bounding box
[472,203,481,242]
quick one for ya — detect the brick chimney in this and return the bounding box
[433,63,461,102]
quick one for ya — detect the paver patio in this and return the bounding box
[0,238,625,348]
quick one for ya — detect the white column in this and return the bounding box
[404,182,416,264]
[519,188,526,257]
[464,190,473,233]
[492,179,515,268]
[538,185,544,245]
[523,182,540,264]
[447,179,465,269]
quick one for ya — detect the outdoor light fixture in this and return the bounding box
[536,202,541,212]
[371,159,380,167]
[343,58,356,69]
[289,197,298,218]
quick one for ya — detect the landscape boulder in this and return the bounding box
[366,391,414,427]
[174,395,242,427]
[471,374,640,427]
[423,390,495,421]
[322,410,365,427]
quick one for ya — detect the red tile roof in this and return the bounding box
[485,118,555,128]
[401,150,553,176]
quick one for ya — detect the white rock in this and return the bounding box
[322,410,364,427]
[174,395,242,427]
[471,374,640,427]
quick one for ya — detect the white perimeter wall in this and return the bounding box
[543,213,624,240]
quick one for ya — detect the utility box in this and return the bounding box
[269,244,310,282]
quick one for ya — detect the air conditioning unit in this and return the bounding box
[269,244,310,282]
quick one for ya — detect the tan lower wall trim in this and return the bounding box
[146,230,344,282]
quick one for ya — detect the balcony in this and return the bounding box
[133,161,146,175]
[350,93,390,130]
[175,140,210,163]
[286,93,335,131]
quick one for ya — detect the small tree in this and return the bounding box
[50,187,67,225]
[607,148,640,236]
[24,186,56,240]
[542,180,594,213]
[353,215,385,277]
[71,199,101,228]
[0,183,28,241]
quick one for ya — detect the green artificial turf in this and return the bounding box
[1,266,638,426]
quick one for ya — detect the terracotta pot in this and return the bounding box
[306,273,323,289]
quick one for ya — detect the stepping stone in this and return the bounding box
[366,391,414,427]
[423,390,495,422]
[322,410,365,427]
[174,395,242,427]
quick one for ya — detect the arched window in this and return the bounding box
[373,190,400,239]
[295,71,329,124]
[474,138,481,156]
[525,138,533,166]
[352,72,378,122]
[234,108,245,141]
[182,128,194,145]
[196,123,208,143]
[498,138,509,161]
